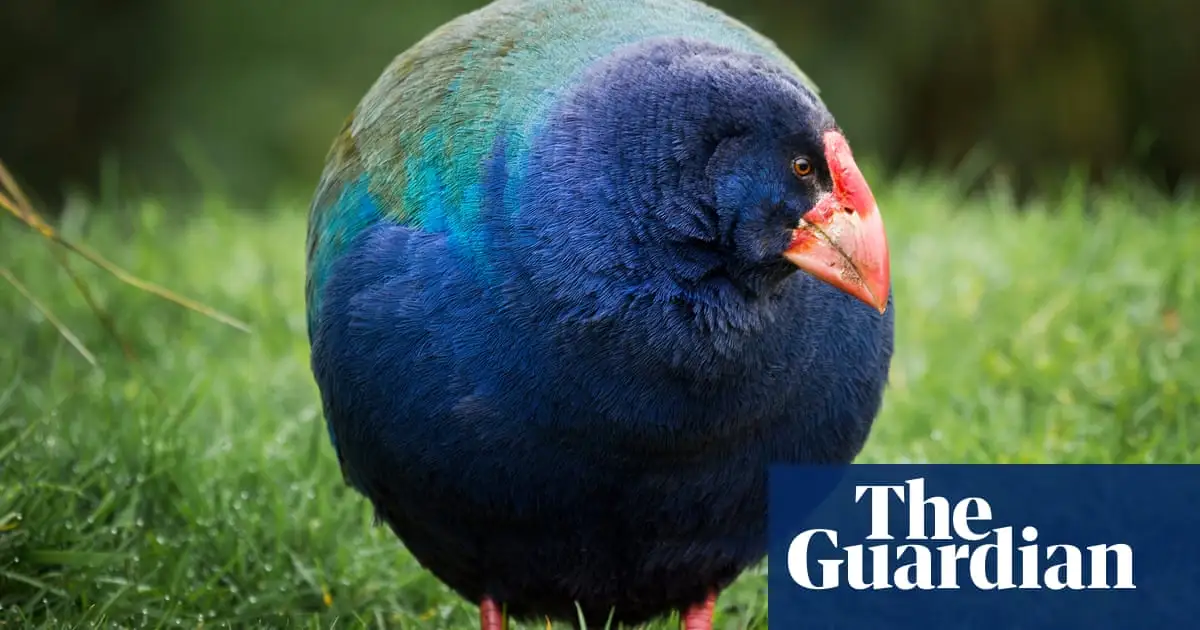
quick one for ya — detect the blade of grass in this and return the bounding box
[0,569,70,598]
[50,242,137,361]
[0,159,252,333]
[1,267,97,367]
[26,550,132,567]
[0,413,48,463]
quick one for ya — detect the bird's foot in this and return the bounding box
[681,591,717,630]
[480,597,506,630]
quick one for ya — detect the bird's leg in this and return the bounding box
[480,597,506,630]
[680,591,717,630]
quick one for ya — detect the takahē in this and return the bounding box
[305,0,894,627]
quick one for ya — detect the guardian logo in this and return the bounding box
[767,465,1197,629]
[785,478,1136,591]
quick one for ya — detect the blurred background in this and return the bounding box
[1,0,1197,211]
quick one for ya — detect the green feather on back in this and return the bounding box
[304,0,817,333]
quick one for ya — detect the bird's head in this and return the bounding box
[515,37,890,317]
[706,116,890,314]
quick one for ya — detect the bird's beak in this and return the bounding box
[783,131,890,314]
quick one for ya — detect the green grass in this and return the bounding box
[2,176,1198,628]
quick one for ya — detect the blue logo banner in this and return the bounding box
[768,464,1200,629]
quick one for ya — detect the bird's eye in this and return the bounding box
[791,156,813,178]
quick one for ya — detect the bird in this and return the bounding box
[304,0,894,628]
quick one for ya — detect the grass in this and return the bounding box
[1,175,1198,628]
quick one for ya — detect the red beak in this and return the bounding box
[783,131,890,314]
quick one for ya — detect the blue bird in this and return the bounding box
[305,0,894,627]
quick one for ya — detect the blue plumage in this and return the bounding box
[308,1,894,626]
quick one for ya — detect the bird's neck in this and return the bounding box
[497,246,818,384]
[656,269,815,376]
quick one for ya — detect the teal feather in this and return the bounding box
[304,0,817,333]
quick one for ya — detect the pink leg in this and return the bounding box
[681,591,717,630]
[481,597,505,630]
